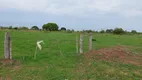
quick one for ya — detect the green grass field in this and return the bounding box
[0,30,142,80]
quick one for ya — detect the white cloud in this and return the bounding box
[0,0,142,17]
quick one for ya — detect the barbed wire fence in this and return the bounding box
[2,32,94,61]
[44,32,93,56]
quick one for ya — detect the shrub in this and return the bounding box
[100,30,105,33]
[106,29,113,33]
[61,27,66,31]
[131,30,137,34]
[13,27,18,30]
[31,26,39,30]
[66,29,73,33]
[113,28,125,34]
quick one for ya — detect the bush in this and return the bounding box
[113,28,125,34]
[100,30,105,33]
[66,29,73,33]
[131,30,137,34]
[92,39,96,41]
[9,26,13,29]
[31,26,39,30]
[106,29,113,33]
[60,27,66,31]
[13,27,18,30]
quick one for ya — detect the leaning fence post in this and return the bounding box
[76,34,79,54]
[89,32,93,51]
[80,33,83,54]
[4,32,12,59]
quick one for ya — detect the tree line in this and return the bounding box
[83,28,138,34]
[0,23,140,34]
[0,23,66,31]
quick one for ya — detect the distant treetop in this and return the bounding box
[42,23,59,31]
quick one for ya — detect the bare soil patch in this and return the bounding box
[87,46,142,66]
[0,59,13,65]
[0,59,21,70]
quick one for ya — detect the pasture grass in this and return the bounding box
[0,30,142,80]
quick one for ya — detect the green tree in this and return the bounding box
[61,27,66,31]
[13,27,18,30]
[131,30,137,34]
[113,28,124,34]
[9,26,13,29]
[100,30,105,33]
[106,29,113,33]
[31,26,39,30]
[42,23,59,31]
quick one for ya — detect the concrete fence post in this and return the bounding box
[4,32,12,59]
[80,33,83,54]
[89,32,93,51]
[76,34,79,54]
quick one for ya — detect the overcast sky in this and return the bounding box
[0,0,142,31]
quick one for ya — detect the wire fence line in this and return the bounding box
[2,32,94,60]
[42,32,94,56]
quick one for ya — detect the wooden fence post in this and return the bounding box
[4,32,12,59]
[89,32,92,51]
[76,34,79,54]
[57,40,63,56]
[80,33,83,54]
